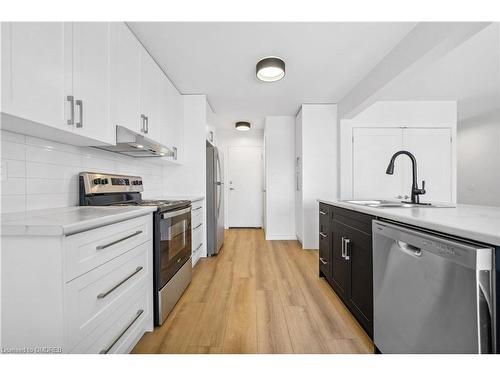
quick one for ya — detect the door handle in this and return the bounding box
[319,257,327,265]
[67,95,75,125]
[344,238,351,260]
[75,99,83,128]
[145,116,149,134]
[229,187,235,191]
[319,210,327,215]
[319,232,327,238]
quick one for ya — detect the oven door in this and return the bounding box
[158,206,192,289]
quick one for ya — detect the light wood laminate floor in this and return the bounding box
[132,229,373,354]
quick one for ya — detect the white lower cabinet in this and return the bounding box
[1,214,154,354]
[191,200,204,266]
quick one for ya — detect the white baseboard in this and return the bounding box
[265,234,298,241]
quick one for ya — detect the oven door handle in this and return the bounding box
[161,207,191,219]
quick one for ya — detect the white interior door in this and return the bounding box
[353,128,404,200]
[403,128,453,203]
[227,146,263,228]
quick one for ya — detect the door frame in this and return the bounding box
[225,145,264,228]
[339,120,457,202]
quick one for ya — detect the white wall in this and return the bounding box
[0,129,164,213]
[457,109,500,206]
[216,129,264,228]
[339,23,500,206]
[299,104,338,249]
[264,116,295,240]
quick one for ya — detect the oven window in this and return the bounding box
[159,210,192,287]
[163,219,188,261]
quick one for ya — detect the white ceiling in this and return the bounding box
[128,22,416,129]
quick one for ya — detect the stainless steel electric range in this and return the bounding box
[79,172,192,326]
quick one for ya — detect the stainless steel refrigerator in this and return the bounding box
[206,141,224,256]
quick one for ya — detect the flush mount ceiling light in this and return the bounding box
[235,121,251,131]
[256,56,285,82]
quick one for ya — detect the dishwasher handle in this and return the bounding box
[477,269,494,354]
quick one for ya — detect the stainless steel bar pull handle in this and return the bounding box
[344,238,351,260]
[194,223,202,230]
[99,309,144,354]
[144,116,149,134]
[192,206,202,211]
[319,210,327,215]
[75,99,83,128]
[195,243,203,251]
[341,237,346,258]
[319,257,327,265]
[319,232,327,238]
[97,266,143,299]
[67,95,75,125]
[140,114,146,133]
[96,230,143,250]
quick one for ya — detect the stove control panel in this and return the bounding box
[80,172,144,194]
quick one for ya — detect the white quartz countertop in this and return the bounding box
[1,206,156,236]
[318,199,500,247]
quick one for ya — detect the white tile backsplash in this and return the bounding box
[1,129,165,213]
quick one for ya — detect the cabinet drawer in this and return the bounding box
[319,231,331,279]
[69,282,149,353]
[331,206,372,235]
[192,213,203,233]
[192,222,204,253]
[191,202,203,217]
[64,214,151,281]
[64,241,151,350]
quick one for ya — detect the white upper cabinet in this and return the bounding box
[140,50,162,141]
[1,22,184,160]
[109,22,142,135]
[353,127,405,200]
[159,74,182,160]
[71,22,112,144]
[351,127,454,203]
[403,128,453,203]
[1,22,70,130]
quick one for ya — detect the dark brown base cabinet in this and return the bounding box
[318,203,374,338]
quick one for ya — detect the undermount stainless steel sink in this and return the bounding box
[342,200,454,208]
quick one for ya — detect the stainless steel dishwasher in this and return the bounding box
[373,220,495,354]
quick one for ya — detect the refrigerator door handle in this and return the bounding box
[216,152,223,217]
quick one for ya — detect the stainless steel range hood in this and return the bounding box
[94,126,174,158]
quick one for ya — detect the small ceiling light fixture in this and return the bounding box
[235,121,251,131]
[256,56,285,82]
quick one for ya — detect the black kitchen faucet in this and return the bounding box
[386,150,426,204]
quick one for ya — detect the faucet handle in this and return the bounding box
[420,180,426,194]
